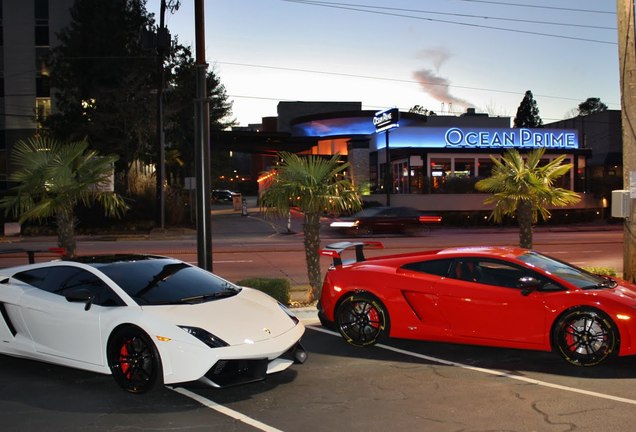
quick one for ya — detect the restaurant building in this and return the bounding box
[263,102,604,222]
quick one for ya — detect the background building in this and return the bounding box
[1,0,74,190]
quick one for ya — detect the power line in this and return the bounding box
[284,0,616,30]
[451,0,614,14]
[282,0,617,45]
[215,61,614,105]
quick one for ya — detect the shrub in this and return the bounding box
[235,277,291,305]
[582,266,617,277]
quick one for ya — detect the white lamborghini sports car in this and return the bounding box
[0,254,307,393]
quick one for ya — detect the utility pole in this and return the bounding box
[617,0,636,281]
[155,0,169,230]
[194,0,212,271]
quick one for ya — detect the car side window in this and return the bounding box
[14,266,124,307]
[451,258,562,290]
[401,259,453,277]
[59,269,125,307]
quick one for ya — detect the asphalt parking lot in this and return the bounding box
[0,200,631,431]
[2,319,636,432]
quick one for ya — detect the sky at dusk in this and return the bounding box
[147,0,620,127]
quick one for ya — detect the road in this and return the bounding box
[0,212,625,295]
[0,216,633,431]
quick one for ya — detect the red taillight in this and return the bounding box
[320,249,341,258]
[419,215,442,223]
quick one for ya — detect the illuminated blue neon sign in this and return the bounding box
[444,127,578,149]
[373,108,400,133]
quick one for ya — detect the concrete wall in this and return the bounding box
[366,193,602,211]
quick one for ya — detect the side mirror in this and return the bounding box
[65,287,94,311]
[517,276,542,296]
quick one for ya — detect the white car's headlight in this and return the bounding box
[179,326,229,348]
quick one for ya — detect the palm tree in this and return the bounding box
[474,148,580,249]
[0,136,128,257]
[260,152,362,302]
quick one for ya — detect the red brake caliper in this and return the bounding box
[367,306,380,329]
[119,340,131,378]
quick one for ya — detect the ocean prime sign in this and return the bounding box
[373,108,400,133]
[444,127,578,149]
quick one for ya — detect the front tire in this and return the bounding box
[107,326,163,393]
[335,293,389,346]
[552,307,619,366]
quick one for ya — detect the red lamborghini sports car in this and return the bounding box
[318,242,636,366]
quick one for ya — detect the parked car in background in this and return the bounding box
[329,206,442,236]
[318,242,636,367]
[212,189,239,202]
[0,254,306,393]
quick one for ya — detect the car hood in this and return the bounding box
[142,287,298,345]
[606,283,636,301]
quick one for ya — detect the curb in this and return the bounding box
[292,306,319,324]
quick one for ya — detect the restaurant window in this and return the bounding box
[410,166,424,193]
[430,158,450,193]
[394,160,408,193]
[477,158,494,178]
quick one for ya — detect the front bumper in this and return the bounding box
[198,342,308,388]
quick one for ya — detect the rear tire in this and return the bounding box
[335,293,389,346]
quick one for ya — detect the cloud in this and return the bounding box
[413,46,473,113]
[416,47,452,72]
[412,69,473,112]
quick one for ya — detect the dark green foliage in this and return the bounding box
[513,90,543,128]
[45,0,156,176]
[163,45,236,185]
[581,267,617,277]
[236,278,291,305]
[43,0,236,196]
[578,98,608,116]
[259,152,362,302]
[474,148,580,249]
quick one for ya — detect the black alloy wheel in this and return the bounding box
[107,326,163,393]
[335,293,389,346]
[552,307,619,366]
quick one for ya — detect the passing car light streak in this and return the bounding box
[330,221,357,228]
[169,386,284,432]
[186,260,255,265]
[213,260,255,264]
[307,325,636,407]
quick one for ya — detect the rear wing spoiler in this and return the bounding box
[320,241,384,267]
[0,247,66,264]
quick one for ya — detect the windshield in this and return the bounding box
[517,251,615,290]
[352,207,385,217]
[94,258,241,305]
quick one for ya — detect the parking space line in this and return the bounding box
[169,386,284,432]
[307,325,636,406]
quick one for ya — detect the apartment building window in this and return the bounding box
[35,76,50,97]
[0,1,3,46]
[35,98,51,129]
[35,0,48,19]
[35,0,49,47]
